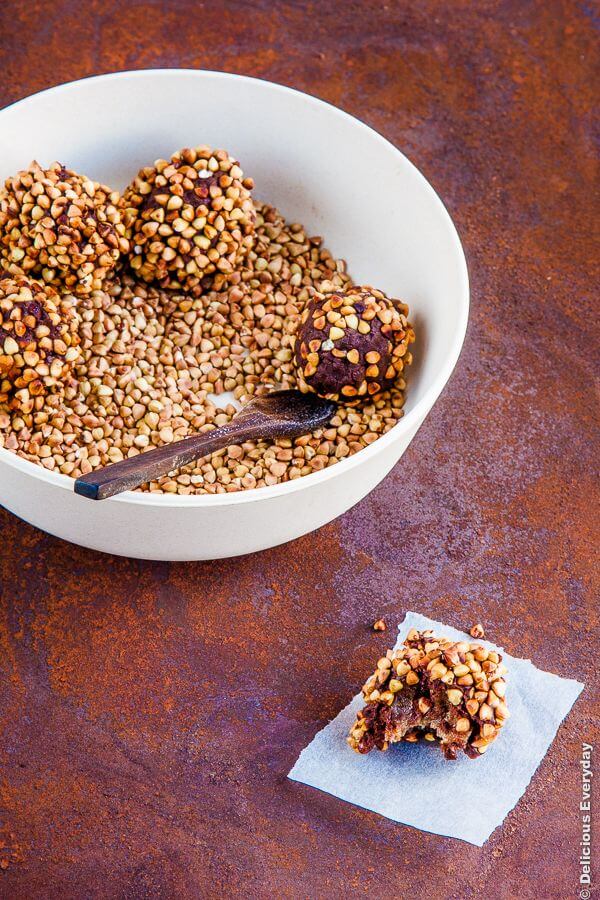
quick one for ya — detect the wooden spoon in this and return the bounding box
[74,390,336,501]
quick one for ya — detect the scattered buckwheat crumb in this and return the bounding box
[470,623,485,639]
[373,618,386,631]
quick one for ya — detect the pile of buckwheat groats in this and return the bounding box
[0,187,412,495]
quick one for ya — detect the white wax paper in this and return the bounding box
[288,612,583,845]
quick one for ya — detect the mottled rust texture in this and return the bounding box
[0,1,598,897]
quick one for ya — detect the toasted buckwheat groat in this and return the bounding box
[122,146,256,293]
[348,628,509,760]
[294,286,414,404]
[0,161,128,296]
[0,275,80,413]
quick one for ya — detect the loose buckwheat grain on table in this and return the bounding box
[0,201,412,495]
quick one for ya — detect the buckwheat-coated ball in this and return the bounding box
[294,286,414,403]
[348,629,509,760]
[0,275,80,413]
[0,161,129,296]
[122,146,256,293]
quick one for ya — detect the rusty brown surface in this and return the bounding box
[0,1,598,897]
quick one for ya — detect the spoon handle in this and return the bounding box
[74,419,261,500]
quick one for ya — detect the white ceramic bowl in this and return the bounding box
[0,70,468,560]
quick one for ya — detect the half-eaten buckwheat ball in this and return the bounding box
[0,274,80,413]
[0,161,128,297]
[348,629,509,760]
[122,146,256,293]
[294,286,414,403]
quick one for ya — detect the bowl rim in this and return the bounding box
[0,68,469,508]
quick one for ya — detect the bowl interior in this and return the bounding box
[0,70,468,492]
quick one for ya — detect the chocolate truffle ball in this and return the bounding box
[122,146,255,293]
[0,161,128,296]
[0,275,80,413]
[348,629,509,760]
[294,286,414,403]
